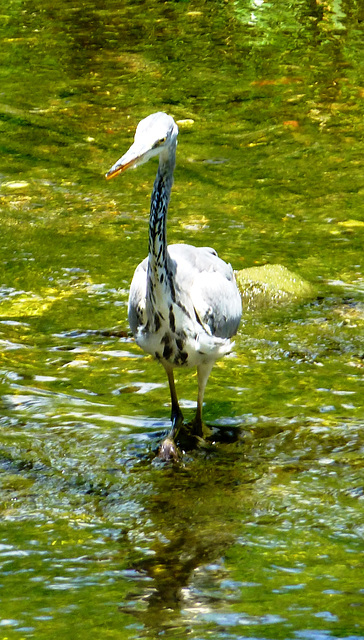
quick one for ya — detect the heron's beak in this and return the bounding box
[105,144,148,180]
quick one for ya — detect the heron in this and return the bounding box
[106,112,242,460]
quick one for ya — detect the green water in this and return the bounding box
[0,1,363,638]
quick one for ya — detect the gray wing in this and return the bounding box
[128,244,242,339]
[128,257,148,335]
[168,244,242,339]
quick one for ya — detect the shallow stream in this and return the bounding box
[0,1,363,638]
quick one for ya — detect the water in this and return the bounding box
[0,1,363,638]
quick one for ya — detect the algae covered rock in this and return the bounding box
[235,264,314,311]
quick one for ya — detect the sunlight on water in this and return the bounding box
[0,0,363,638]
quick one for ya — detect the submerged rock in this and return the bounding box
[235,264,314,311]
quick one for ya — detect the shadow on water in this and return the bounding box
[98,401,364,638]
[99,441,261,635]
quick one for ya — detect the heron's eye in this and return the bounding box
[152,137,167,149]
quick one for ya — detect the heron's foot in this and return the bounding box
[172,422,206,452]
[189,415,204,439]
[158,437,180,462]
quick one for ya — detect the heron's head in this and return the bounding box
[105,112,179,180]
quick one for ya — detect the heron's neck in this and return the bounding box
[148,144,176,282]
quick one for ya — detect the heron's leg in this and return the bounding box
[158,364,183,461]
[193,361,214,437]
[164,364,183,439]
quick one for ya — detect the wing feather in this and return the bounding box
[128,244,242,340]
[168,244,242,339]
[128,257,148,334]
